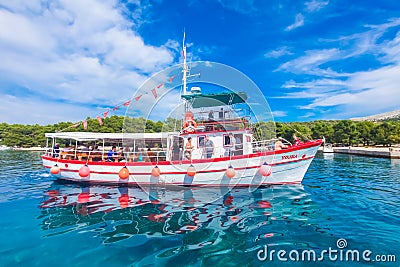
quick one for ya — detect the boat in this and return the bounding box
[41,37,323,186]
[322,143,334,153]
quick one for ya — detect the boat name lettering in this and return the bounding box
[282,154,297,160]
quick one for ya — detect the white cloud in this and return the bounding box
[275,18,400,118]
[264,46,293,58]
[305,0,329,12]
[0,0,176,124]
[272,110,287,118]
[277,48,345,77]
[285,13,304,31]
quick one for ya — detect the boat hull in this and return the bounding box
[42,140,322,186]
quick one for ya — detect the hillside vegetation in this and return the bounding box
[1,116,400,147]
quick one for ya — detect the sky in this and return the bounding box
[0,0,400,125]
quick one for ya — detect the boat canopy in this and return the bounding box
[181,92,248,108]
[45,132,176,141]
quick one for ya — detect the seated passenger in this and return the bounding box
[107,146,118,162]
[274,137,288,150]
[293,133,301,146]
[52,143,60,158]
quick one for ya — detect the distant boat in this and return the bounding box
[323,143,334,153]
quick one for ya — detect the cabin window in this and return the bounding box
[223,134,244,155]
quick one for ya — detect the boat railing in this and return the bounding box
[45,148,168,163]
[251,138,292,152]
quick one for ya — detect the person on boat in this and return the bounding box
[293,133,301,146]
[226,133,236,156]
[204,135,214,159]
[185,137,194,160]
[91,145,102,162]
[107,146,118,162]
[147,147,156,162]
[219,108,224,120]
[208,110,214,121]
[274,137,288,150]
[52,143,60,158]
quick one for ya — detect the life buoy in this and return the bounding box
[183,119,197,133]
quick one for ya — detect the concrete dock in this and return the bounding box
[332,146,400,159]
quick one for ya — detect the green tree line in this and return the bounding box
[1,117,399,147]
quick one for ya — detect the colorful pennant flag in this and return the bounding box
[151,88,157,99]
[83,120,88,130]
[96,116,103,125]
[168,75,176,83]
[157,83,164,89]
[113,106,120,111]
[104,110,109,118]
[123,100,131,106]
[71,122,80,128]
[135,94,143,101]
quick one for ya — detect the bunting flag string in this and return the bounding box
[59,72,182,132]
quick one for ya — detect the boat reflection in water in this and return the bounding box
[39,182,316,245]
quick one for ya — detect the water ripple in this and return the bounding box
[0,151,399,266]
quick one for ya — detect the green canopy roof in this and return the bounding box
[181,91,248,108]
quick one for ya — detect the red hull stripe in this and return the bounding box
[59,178,302,186]
[44,155,314,175]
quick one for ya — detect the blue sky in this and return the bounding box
[0,0,400,125]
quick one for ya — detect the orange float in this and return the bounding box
[259,162,272,177]
[50,164,61,175]
[187,165,196,177]
[225,165,235,178]
[151,166,161,177]
[79,164,90,177]
[118,166,130,179]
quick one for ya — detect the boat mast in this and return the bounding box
[182,31,188,96]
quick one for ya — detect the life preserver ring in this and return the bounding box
[183,119,197,133]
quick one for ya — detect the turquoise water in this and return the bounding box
[0,151,399,266]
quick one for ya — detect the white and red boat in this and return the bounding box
[42,112,322,186]
[42,38,322,186]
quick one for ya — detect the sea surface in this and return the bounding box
[0,150,399,266]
